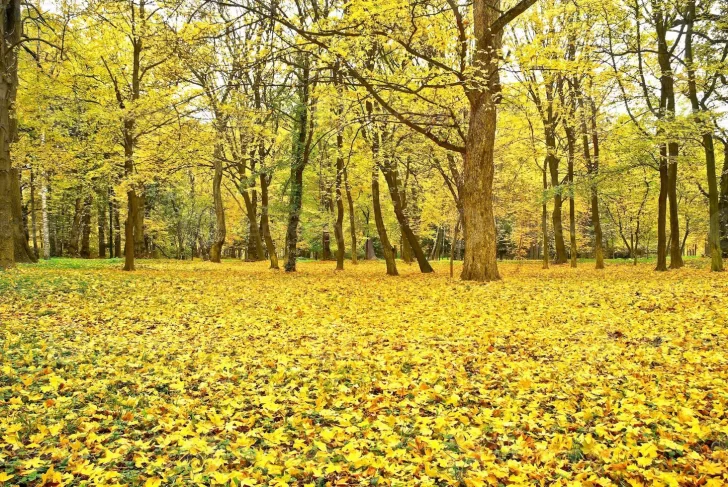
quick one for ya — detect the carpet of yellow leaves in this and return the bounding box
[1,259,727,487]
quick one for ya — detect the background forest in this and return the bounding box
[1,0,727,277]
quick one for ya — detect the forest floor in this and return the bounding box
[1,259,727,486]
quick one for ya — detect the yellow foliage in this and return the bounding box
[1,260,727,486]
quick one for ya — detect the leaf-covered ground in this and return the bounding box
[1,259,727,487]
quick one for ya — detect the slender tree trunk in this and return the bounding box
[450,217,460,278]
[344,166,357,264]
[29,167,38,257]
[80,196,92,258]
[542,166,549,269]
[719,140,728,256]
[260,173,279,269]
[667,141,683,268]
[98,196,106,258]
[67,196,83,257]
[565,126,577,268]
[656,145,668,271]
[41,173,50,260]
[133,192,145,258]
[11,169,36,262]
[334,129,345,271]
[588,99,604,269]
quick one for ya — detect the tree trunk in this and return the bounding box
[285,56,311,273]
[98,195,106,258]
[667,141,683,268]
[565,125,577,268]
[41,174,50,260]
[344,167,358,264]
[241,190,264,261]
[29,167,38,257]
[720,140,728,256]
[588,98,604,269]
[0,0,21,269]
[67,196,83,257]
[334,138,345,271]
[380,162,433,273]
[80,196,92,258]
[371,164,398,276]
[655,145,668,271]
[133,192,145,258]
[542,166,549,269]
[260,172,279,269]
[684,3,722,271]
[210,133,226,263]
[460,0,510,282]
[11,169,36,263]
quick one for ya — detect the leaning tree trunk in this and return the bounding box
[371,163,398,276]
[381,162,433,273]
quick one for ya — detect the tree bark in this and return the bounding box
[542,165,549,269]
[80,195,92,258]
[334,133,345,270]
[380,161,433,273]
[29,167,38,257]
[565,124,577,268]
[41,173,50,260]
[344,166,357,264]
[684,0,722,271]
[67,196,83,257]
[11,169,36,262]
[258,172,278,269]
[0,0,21,269]
[98,195,106,258]
[285,56,311,273]
[371,164,398,276]
[656,146,668,271]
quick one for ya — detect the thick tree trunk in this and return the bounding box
[133,192,145,258]
[460,0,511,282]
[80,196,92,258]
[11,169,36,263]
[285,58,311,273]
[548,149,567,264]
[241,191,264,261]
